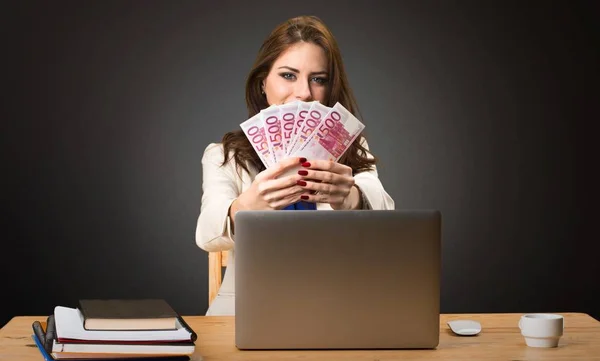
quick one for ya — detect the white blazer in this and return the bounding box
[195,139,395,315]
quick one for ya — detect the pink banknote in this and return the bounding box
[261,105,286,164]
[291,102,365,162]
[278,101,300,155]
[287,101,331,155]
[240,112,273,168]
[288,100,314,155]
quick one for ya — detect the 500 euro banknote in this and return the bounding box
[287,100,314,156]
[278,101,300,156]
[240,112,274,168]
[287,101,331,156]
[291,102,365,162]
[261,105,286,164]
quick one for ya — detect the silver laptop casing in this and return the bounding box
[235,210,441,349]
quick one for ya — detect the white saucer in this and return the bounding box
[447,320,482,336]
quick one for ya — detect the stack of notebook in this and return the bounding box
[32,299,196,360]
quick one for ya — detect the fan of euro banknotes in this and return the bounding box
[240,100,365,169]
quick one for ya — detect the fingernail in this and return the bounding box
[301,195,309,200]
[298,170,308,176]
[297,180,307,186]
[301,162,311,167]
[299,157,307,163]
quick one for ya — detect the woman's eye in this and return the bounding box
[312,77,328,85]
[280,72,296,80]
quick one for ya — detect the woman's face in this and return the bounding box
[262,42,329,105]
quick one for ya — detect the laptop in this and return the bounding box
[234,209,441,350]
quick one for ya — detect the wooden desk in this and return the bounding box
[1,313,599,360]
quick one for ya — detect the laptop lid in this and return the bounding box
[234,210,441,350]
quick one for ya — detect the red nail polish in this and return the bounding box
[298,170,308,176]
[301,195,309,200]
[301,162,311,167]
[299,157,307,163]
[297,180,307,186]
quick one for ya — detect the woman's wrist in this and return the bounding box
[352,185,363,209]
[343,185,362,210]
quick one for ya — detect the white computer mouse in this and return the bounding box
[447,320,482,336]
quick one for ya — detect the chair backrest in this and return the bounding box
[208,251,228,306]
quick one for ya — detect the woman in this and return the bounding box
[195,15,395,316]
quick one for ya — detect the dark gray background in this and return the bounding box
[2,0,597,328]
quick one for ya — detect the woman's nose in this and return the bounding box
[294,81,312,101]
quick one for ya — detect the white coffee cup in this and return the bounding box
[518,313,564,348]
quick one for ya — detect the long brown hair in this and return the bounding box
[222,15,377,175]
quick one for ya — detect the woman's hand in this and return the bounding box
[296,160,362,210]
[232,157,309,213]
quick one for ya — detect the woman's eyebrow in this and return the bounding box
[278,66,299,72]
[277,66,328,76]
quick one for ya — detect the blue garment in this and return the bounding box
[283,201,317,210]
